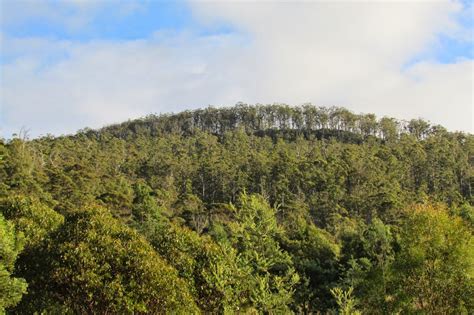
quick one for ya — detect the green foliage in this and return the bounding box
[391,203,474,314]
[340,218,395,313]
[0,213,27,312]
[1,138,47,197]
[454,202,474,228]
[0,141,10,196]
[0,195,64,248]
[279,202,340,312]
[330,287,361,315]
[15,207,197,314]
[226,193,300,312]
[176,182,208,234]
[149,222,247,312]
[1,104,472,312]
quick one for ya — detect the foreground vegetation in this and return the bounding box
[1,104,473,313]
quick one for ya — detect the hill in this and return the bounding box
[88,103,444,141]
[1,104,473,313]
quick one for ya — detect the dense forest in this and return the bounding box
[1,103,473,314]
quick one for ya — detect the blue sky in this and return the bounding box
[1,0,473,137]
[3,1,220,40]
[2,1,470,62]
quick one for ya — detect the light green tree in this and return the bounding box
[392,203,474,314]
[0,213,27,312]
[0,195,64,248]
[227,193,300,312]
[330,287,361,315]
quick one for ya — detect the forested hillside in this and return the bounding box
[1,104,473,314]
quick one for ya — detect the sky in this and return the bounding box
[0,0,473,138]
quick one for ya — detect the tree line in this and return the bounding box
[88,103,441,141]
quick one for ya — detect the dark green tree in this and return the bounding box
[15,207,197,314]
[226,193,300,312]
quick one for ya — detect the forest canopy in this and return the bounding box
[1,104,473,314]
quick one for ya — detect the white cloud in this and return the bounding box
[1,33,254,136]
[1,0,472,137]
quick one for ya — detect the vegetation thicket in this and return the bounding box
[1,104,473,314]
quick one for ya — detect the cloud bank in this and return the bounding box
[1,0,472,137]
